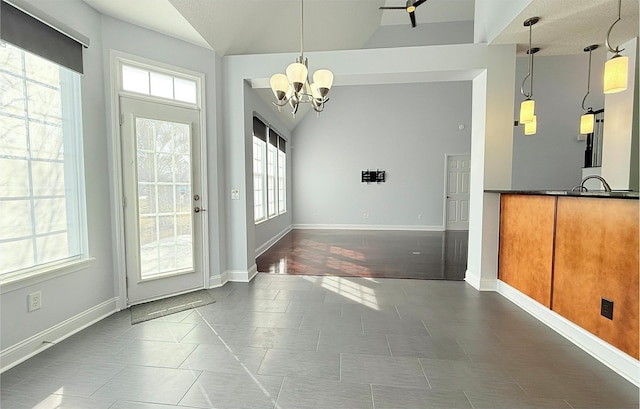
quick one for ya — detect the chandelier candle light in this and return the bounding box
[519,17,540,133]
[580,45,599,135]
[270,0,334,117]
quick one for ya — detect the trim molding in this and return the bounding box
[292,224,445,231]
[209,272,226,288]
[256,226,292,257]
[225,264,258,283]
[0,297,118,373]
[497,280,640,387]
[464,270,497,291]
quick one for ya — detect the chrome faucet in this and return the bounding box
[574,175,612,192]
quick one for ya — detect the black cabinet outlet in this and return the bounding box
[601,298,614,320]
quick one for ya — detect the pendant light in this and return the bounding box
[604,0,628,94]
[524,115,537,135]
[519,17,540,126]
[580,45,598,135]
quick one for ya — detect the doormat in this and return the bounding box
[130,289,215,325]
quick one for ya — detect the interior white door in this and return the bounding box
[120,96,204,305]
[445,154,471,231]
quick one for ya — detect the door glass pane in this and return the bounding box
[135,117,193,280]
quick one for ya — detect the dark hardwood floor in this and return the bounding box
[256,229,468,280]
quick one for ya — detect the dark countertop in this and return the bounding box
[485,189,639,200]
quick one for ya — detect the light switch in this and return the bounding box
[231,189,240,200]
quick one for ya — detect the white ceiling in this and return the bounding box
[80,0,638,128]
[493,0,639,56]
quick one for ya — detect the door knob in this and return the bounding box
[194,207,207,213]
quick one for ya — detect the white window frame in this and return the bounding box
[253,136,267,223]
[252,117,287,224]
[0,43,91,292]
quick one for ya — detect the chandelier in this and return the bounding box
[269,0,334,117]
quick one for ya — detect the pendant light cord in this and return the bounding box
[605,0,624,54]
[300,0,304,59]
[582,49,593,111]
[520,22,534,98]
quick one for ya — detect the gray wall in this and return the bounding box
[0,0,224,358]
[292,81,472,229]
[511,51,606,190]
[243,87,294,255]
[99,15,224,281]
[363,21,473,49]
[1,0,113,350]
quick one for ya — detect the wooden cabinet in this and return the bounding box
[553,197,639,359]
[498,195,556,308]
[498,194,639,359]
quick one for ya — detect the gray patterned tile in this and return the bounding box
[276,378,372,409]
[92,366,200,405]
[340,353,429,388]
[387,335,470,360]
[179,343,267,374]
[257,349,340,381]
[180,371,283,409]
[372,384,472,409]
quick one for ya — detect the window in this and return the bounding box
[121,64,197,104]
[253,117,286,223]
[0,43,87,277]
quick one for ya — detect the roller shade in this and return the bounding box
[268,128,278,147]
[278,136,286,153]
[253,116,266,142]
[1,0,86,73]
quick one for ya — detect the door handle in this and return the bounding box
[194,207,207,213]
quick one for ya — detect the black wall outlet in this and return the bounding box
[601,298,614,320]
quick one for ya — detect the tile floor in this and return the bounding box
[1,274,638,409]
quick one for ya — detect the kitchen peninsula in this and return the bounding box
[489,189,639,360]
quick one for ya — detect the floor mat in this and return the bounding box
[129,289,215,324]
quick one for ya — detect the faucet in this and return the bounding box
[574,175,612,192]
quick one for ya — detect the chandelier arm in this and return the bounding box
[605,0,624,54]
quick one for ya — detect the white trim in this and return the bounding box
[0,297,118,373]
[108,50,209,309]
[0,257,95,294]
[225,264,258,283]
[464,269,497,291]
[209,272,227,288]
[255,225,292,257]
[292,224,445,231]
[497,280,640,387]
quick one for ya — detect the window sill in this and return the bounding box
[0,257,96,294]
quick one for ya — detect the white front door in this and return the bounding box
[120,96,204,305]
[445,154,470,231]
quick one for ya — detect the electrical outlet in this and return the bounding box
[601,298,613,320]
[28,291,41,312]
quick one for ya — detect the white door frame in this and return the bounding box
[443,153,471,231]
[108,50,209,310]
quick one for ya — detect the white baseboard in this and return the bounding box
[225,264,258,283]
[0,297,119,373]
[464,270,497,291]
[209,272,226,288]
[292,224,445,231]
[497,280,640,387]
[255,226,292,257]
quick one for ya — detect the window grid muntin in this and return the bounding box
[0,43,85,275]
